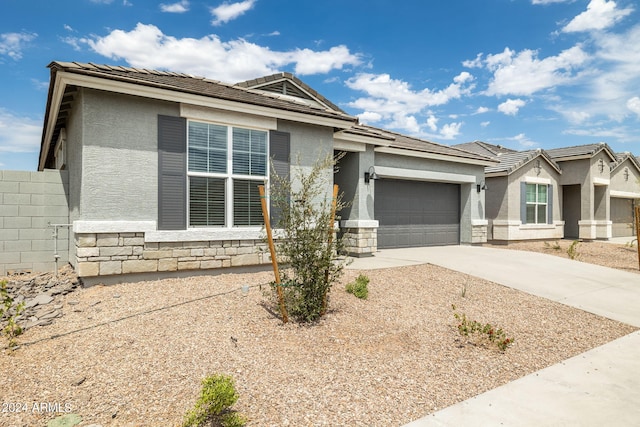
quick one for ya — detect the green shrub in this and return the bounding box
[1,280,25,349]
[452,304,514,352]
[183,374,246,427]
[268,154,349,322]
[345,274,369,299]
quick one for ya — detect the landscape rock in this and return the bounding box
[1,265,80,332]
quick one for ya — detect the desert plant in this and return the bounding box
[183,374,245,427]
[452,304,514,351]
[1,280,25,349]
[567,240,580,260]
[544,240,561,250]
[346,274,369,299]
[268,153,349,322]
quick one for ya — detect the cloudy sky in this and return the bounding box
[1,0,639,170]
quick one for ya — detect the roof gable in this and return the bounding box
[546,142,617,162]
[454,141,517,158]
[485,149,562,176]
[235,72,344,113]
[611,152,640,174]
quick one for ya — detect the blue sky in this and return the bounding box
[1,0,639,170]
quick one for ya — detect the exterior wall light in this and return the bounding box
[364,166,378,184]
[477,181,488,193]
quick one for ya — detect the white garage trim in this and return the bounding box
[374,166,476,183]
[610,190,640,199]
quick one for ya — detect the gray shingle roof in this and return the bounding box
[454,141,518,158]
[362,126,497,164]
[546,142,617,161]
[48,62,355,123]
[611,152,640,173]
[485,149,562,175]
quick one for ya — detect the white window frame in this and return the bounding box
[187,120,268,229]
[525,183,548,225]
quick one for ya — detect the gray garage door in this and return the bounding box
[375,179,460,248]
[611,198,635,237]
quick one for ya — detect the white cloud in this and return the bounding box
[357,111,382,123]
[0,32,37,60]
[85,23,361,82]
[498,99,526,115]
[345,72,474,136]
[210,0,256,26]
[160,0,189,13]
[474,106,490,114]
[439,122,463,140]
[477,46,590,96]
[627,97,640,117]
[0,109,41,153]
[480,121,491,127]
[511,133,536,148]
[562,0,633,33]
[426,114,438,131]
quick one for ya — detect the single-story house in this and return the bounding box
[33,62,494,283]
[609,152,640,237]
[546,143,618,240]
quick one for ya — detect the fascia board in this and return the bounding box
[39,72,67,170]
[375,146,497,167]
[333,130,393,147]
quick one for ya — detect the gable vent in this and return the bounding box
[259,81,314,101]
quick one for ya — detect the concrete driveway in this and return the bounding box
[348,245,640,426]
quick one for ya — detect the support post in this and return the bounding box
[259,185,288,323]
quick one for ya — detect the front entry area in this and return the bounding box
[375,179,460,249]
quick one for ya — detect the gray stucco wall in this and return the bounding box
[75,88,179,221]
[485,176,508,221]
[611,159,640,194]
[277,119,334,201]
[0,170,69,275]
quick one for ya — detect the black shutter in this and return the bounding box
[269,130,290,227]
[158,115,187,230]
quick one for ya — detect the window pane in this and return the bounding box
[232,128,267,176]
[188,122,227,173]
[189,176,225,226]
[526,184,537,203]
[233,179,263,226]
[538,185,548,203]
[537,204,547,224]
[526,205,536,223]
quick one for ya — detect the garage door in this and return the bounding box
[375,179,460,248]
[611,198,635,237]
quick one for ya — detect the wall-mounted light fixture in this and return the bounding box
[476,181,488,193]
[598,158,604,173]
[364,166,378,184]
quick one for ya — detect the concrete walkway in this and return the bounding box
[347,245,640,426]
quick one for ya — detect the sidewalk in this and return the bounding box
[348,245,640,426]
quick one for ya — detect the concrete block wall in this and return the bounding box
[75,232,271,278]
[0,170,69,275]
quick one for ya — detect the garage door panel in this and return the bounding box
[611,198,635,238]
[376,179,460,248]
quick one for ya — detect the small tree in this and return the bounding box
[268,153,348,322]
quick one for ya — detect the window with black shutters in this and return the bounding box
[187,120,268,227]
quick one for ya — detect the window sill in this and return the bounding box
[146,227,266,243]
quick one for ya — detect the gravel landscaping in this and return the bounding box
[1,243,637,427]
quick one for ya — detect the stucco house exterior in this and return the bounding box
[546,143,618,240]
[609,152,640,238]
[34,62,493,283]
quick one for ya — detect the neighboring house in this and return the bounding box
[456,142,563,241]
[36,62,494,283]
[546,143,617,240]
[609,153,640,238]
